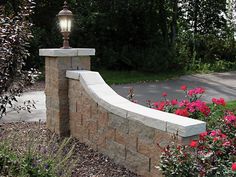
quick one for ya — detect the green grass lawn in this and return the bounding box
[226,100,236,111]
[98,70,184,85]
[97,66,236,85]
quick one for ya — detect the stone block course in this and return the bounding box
[104,127,116,141]
[96,134,107,151]
[87,121,98,135]
[68,99,76,113]
[76,101,83,113]
[81,104,91,120]
[108,113,129,133]
[65,71,205,177]
[126,148,150,174]
[126,133,139,152]
[106,140,126,163]
[97,108,109,129]
[115,130,127,145]
[138,139,154,157]
[129,120,156,140]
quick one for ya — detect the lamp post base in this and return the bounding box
[62,32,70,49]
[61,46,71,49]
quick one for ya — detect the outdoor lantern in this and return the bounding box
[58,1,73,49]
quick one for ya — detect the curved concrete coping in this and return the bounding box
[39,48,95,57]
[66,70,206,137]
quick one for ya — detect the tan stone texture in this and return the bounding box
[67,78,169,176]
[45,55,194,176]
[45,56,91,136]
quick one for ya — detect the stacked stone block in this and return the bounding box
[68,79,175,176]
[44,54,91,136]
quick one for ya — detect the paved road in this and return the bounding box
[111,71,236,106]
[1,91,46,123]
[2,71,236,122]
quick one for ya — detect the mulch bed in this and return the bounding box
[0,122,139,177]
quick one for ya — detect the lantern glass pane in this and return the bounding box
[67,20,71,32]
[60,18,68,32]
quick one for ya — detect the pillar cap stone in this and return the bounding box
[39,48,95,57]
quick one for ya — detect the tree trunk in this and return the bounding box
[192,0,199,64]
[193,0,199,36]
[158,0,168,46]
[171,0,178,47]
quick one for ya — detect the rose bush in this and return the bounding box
[154,86,236,176]
[149,85,228,130]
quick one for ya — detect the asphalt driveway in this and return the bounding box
[111,71,236,105]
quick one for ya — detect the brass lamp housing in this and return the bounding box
[58,1,73,49]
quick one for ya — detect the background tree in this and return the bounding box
[179,0,233,68]
[22,0,236,73]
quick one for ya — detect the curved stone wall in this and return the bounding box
[66,70,206,176]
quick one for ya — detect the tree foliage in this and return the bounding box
[178,0,236,68]
[0,0,37,118]
[20,0,236,72]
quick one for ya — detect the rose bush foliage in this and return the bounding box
[148,85,227,130]
[152,86,236,176]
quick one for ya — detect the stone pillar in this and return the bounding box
[39,48,95,136]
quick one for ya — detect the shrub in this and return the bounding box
[153,86,236,176]
[0,0,39,118]
[158,112,236,176]
[148,85,229,130]
[0,124,77,177]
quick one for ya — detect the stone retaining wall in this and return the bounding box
[40,48,206,177]
[66,70,206,177]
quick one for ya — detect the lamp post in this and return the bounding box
[58,1,73,49]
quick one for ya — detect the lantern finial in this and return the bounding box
[63,1,68,9]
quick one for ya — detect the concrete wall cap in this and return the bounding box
[66,70,206,137]
[39,48,95,57]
